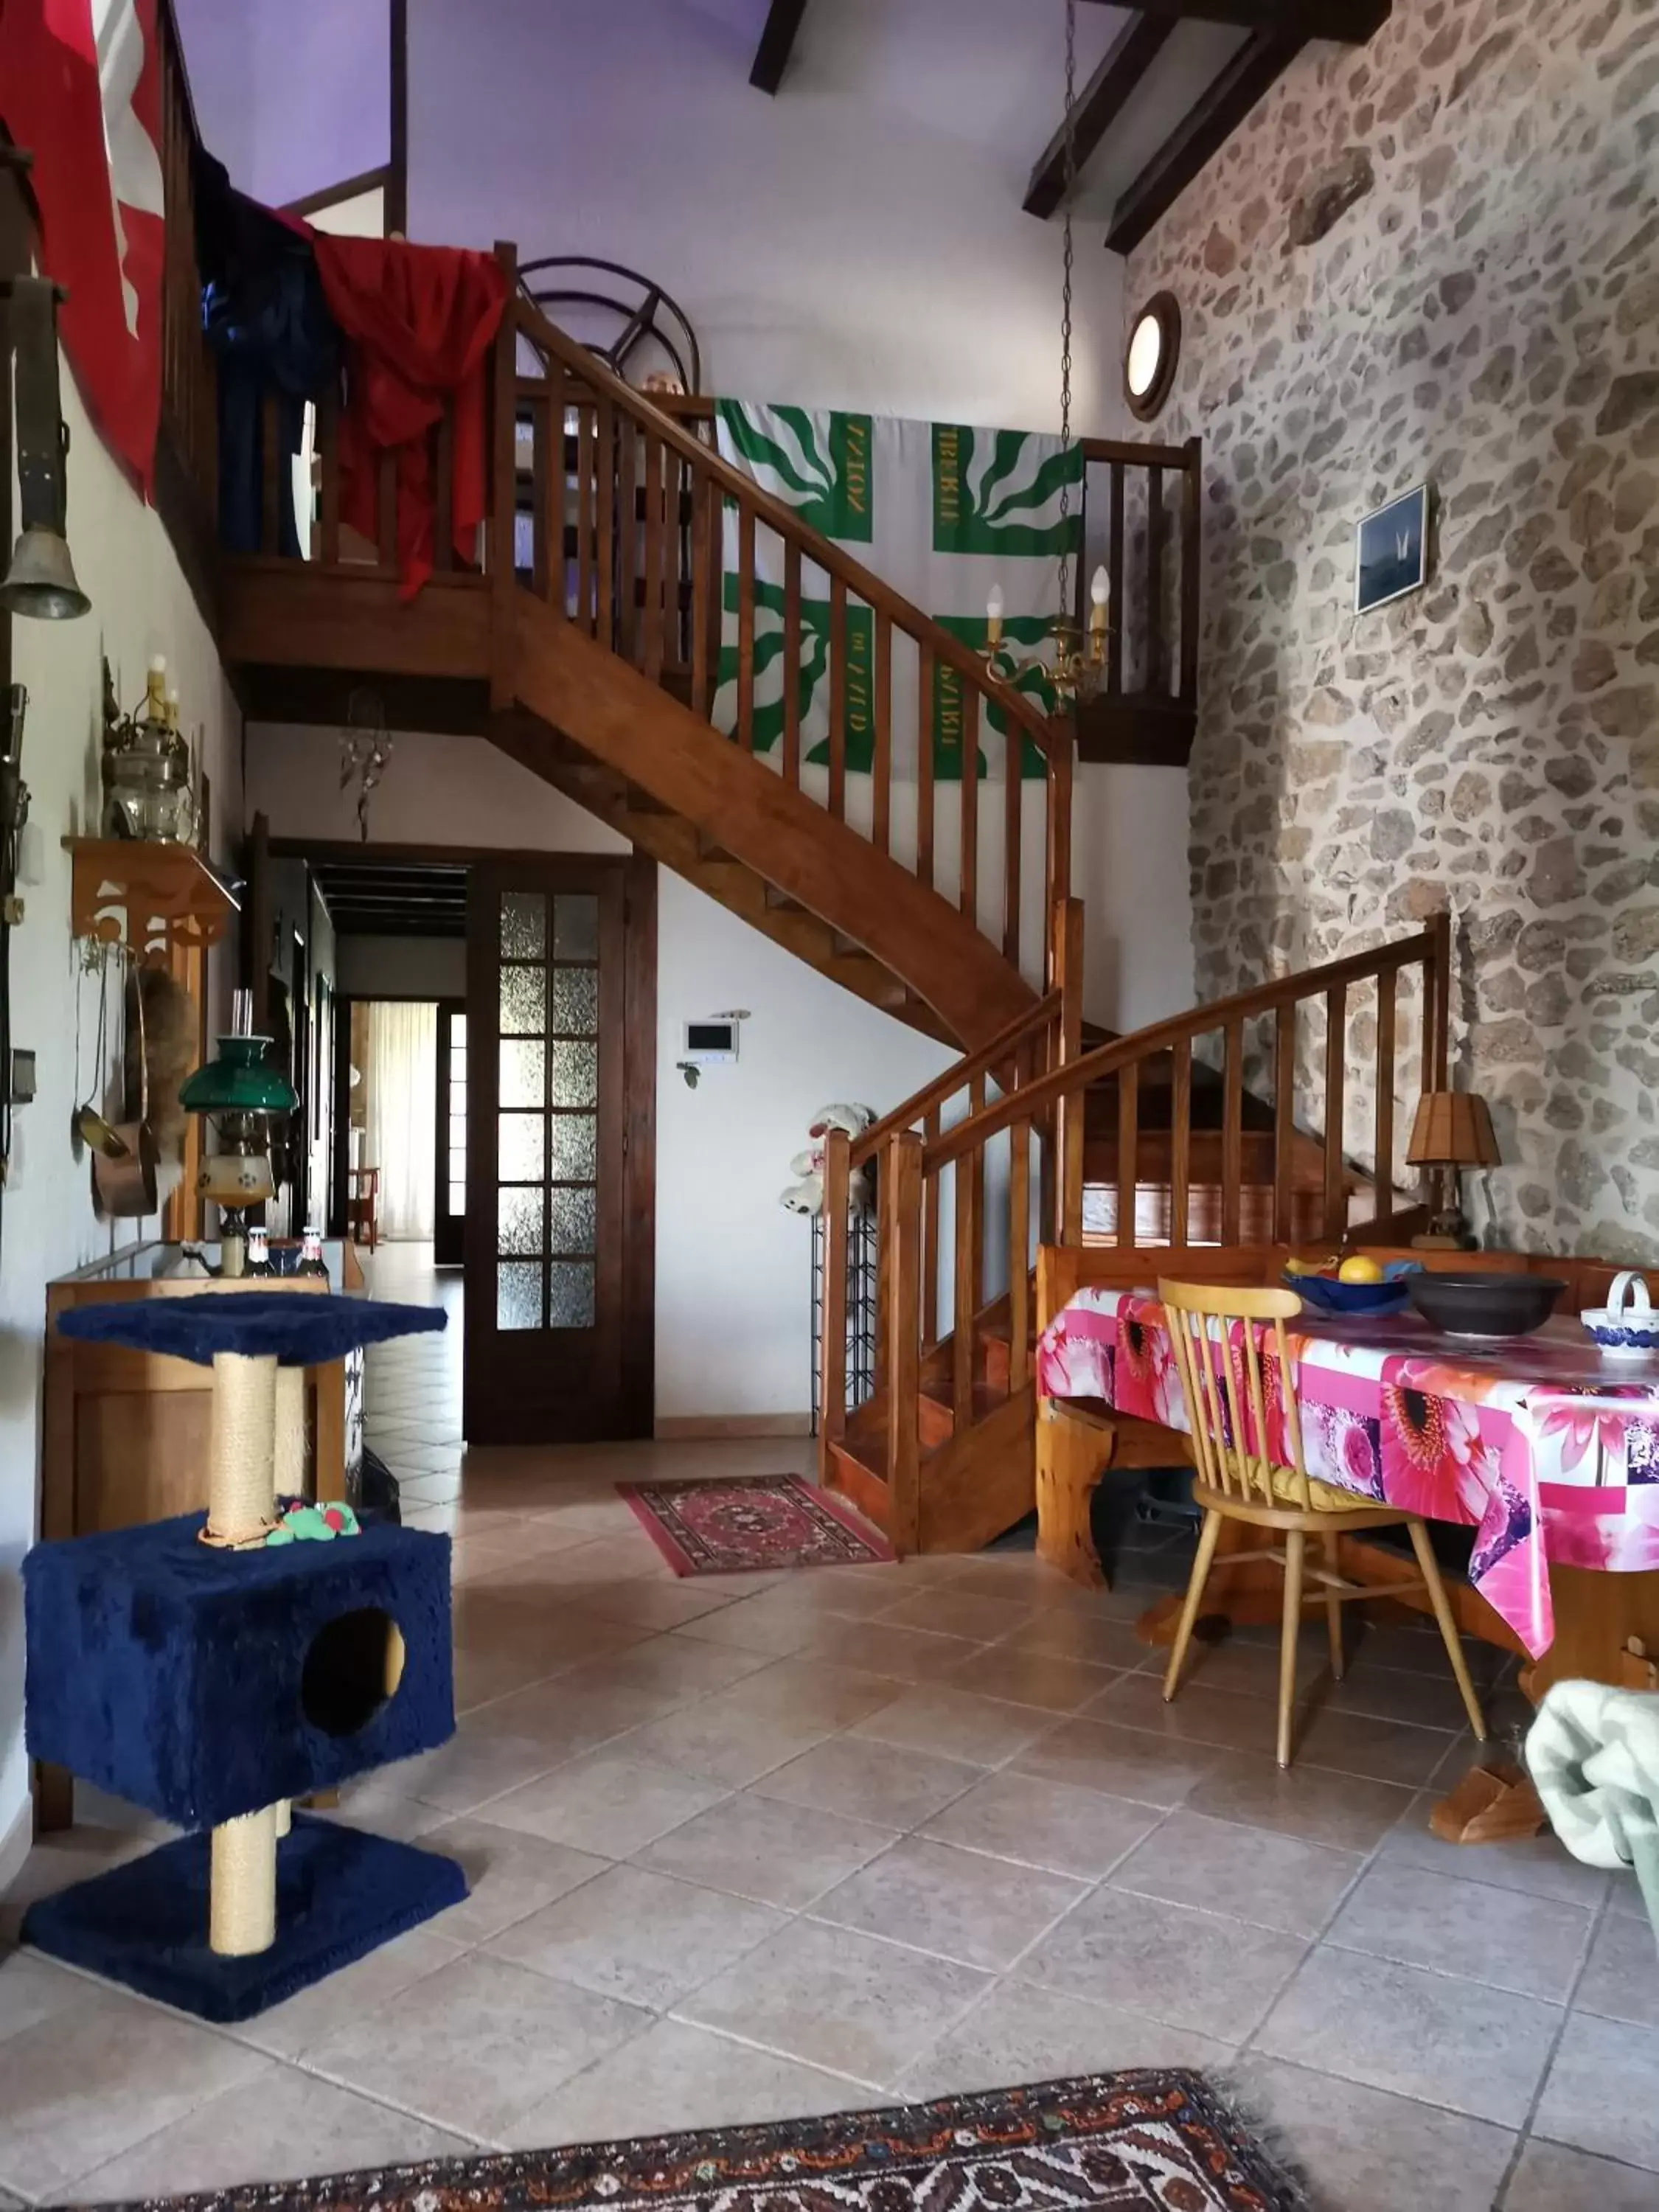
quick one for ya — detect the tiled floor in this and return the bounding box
[1,1245,1654,2208]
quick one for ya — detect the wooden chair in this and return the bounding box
[347,1166,380,1253]
[1157,1279,1487,1769]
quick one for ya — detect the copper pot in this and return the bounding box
[93,967,159,1218]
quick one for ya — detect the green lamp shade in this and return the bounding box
[180,1034,297,1116]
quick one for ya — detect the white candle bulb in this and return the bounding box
[1091,566,1110,608]
[985,583,1004,645]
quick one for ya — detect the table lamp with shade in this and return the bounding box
[1405,1090,1500,1249]
[180,991,296,1276]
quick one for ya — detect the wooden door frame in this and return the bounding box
[432,994,465,1266]
[462,851,655,1442]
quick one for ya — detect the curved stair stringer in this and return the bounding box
[498,589,1039,1052]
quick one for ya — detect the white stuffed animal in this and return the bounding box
[779,1102,877,1215]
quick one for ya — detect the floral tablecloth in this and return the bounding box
[1036,1290,1659,1658]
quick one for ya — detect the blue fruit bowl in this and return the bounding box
[1284,1261,1419,1317]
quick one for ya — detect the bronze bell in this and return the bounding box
[0,524,89,622]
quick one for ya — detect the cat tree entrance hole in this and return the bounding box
[302,1608,407,1737]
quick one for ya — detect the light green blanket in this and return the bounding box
[1527,1679,1659,1932]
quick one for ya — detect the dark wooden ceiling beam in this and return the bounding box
[1079,0,1388,41]
[750,0,809,94]
[1105,21,1306,254]
[1025,13,1175,219]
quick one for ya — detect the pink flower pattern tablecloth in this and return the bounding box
[1036,1290,1659,1658]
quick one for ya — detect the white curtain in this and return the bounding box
[364,1001,437,1241]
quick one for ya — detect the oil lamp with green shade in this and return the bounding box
[180,1005,296,1276]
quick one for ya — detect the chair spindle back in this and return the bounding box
[1157,1279,1312,1512]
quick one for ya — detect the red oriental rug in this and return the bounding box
[619,1474,894,1576]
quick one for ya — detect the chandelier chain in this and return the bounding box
[1057,0,1077,631]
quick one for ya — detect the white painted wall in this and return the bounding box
[0,361,242,1846]
[1074,763,1194,1033]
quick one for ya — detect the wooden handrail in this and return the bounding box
[850,989,1062,1169]
[1080,437,1198,470]
[509,292,1064,765]
[925,925,1447,1173]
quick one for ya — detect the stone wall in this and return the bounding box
[1125,0,1659,1257]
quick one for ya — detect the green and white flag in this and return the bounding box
[713,402,1079,781]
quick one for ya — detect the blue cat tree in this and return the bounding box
[22,1290,468,2023]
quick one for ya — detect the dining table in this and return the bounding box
[1035,1284,1659,1695]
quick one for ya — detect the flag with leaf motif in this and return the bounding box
[713,403,1078,781]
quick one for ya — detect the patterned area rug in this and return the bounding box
[99,2071,1309,2211]
[619,1472,894,1574]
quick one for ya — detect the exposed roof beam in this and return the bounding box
[1025,14,1175,218]
[1105,21,1305,254]
[750,0,809,94]
[1079,0,1388,41]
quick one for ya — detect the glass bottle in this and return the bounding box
[299,1227,330,1283]
[246,1225,273,1277]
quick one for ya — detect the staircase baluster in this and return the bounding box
[617,416,639,668]
[872,613,891,856]
[736,506,756,751]
[1055,898,1085,1245]
[316,385,341,566]
[577,404,597,633]
[641,434,666,683]
[1146,463,1167,696]
[1220,1016,1244,1246]
[1324,983,1348,1241]
[669,448,689,678]
[689,464,712,717]
[1004,725,1022,967]
[529,391,550,601]
[1273,1004,1296,1245]
[828,576,847,821]
[1180,436,1202,710]
[596,394,616,650]
[1107,462,1124,695]
[922,1103,941,1346]
[434,403,455,574]
[260,389,282,556]
[917,648,936,891]
[1170,1034,1192,1248]
[886,1133,924,1558]
[1374,967,1397,1224]
[818,1129,851,1485]
[959,689,978,926]
[782,541,803,785]
[1007,1071,1031,1396]
[1117,1062,1140,1250]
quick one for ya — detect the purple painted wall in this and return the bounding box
[175,0,389,207]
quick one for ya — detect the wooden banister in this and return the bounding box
[849,989,1062,1169]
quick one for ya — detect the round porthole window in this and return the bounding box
[1124,292,1180,422]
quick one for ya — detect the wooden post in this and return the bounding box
[1374,965,1397,1222]
[818,1128,850,1486]
[1427,908,1453,1091]
[886,1132,923,1557]
[1324,982,1348,1241]
[488,243,519,713]
[1179,435,1202,707]
[1054,897,1085,1245]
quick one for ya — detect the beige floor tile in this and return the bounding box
[1503,2138,1659,2210]
[923,1770,1160,1879]
[565,1578,749,1631]
[1375,1791,1613,1910]
[0,1986,268,2200]
[1086,1672,1283,1756]
[803,1618,988,1685]
[617,1667,892,1789]
[228,1924,465,2060]
[487,1863,784,2008]
[895,1978,1234,2101]
[463,1674,681,1761]
[1182,1751,1416,1852]
[848,1685,1055,1767]
[308,1950,652,2141]
[999,1610,1163,1672]
[787,1567,931,1618]
[872,1590,1037,1644]
[673,1590,824,1656]
[316,1786,454,1844]
[1288,1703,1459,1788]
[810,1836,1085,1972]
[1015,1715,1222,1808]
[676,1917,990,2085]
[1322,1656,1499,1733]
[634,1791,895,1909]
[0,1950,103,2046]
[504,2016,869,2149]
[1325,1860,1593,2002]
[1571,1902,1659,2027]
[422,1818,611,1944]
[753,1736,980,1830]
[1018,1885,1307,2042]
[720,1656,902,1730]
[1107,1809,1363,1937]
[1227,2056,1515,2212]
[68,2062,471,2202]
[1532,2009,1659,2171]
[942,1645,1119,1714]
[943,1557,1094,1604]
[482,1749,728,1857]
[393,1728,562,1817]
[1254,1946,1561,2127]
[557,1634,775,1703]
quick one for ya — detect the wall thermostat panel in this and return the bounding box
[682,1019,739,1065]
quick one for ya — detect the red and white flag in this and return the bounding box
[0,0,164,494]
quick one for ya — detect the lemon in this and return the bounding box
[1338,1254,1384,1284]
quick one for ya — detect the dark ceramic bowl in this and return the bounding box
[1284,1262,1419,1317]
[1405,1270,1567,1340]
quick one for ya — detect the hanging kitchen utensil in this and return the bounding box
[94,956,159,1217]
[75,945,131,1162]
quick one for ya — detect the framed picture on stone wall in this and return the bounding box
[1355,482,1430,615]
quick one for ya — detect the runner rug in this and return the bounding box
[97,2070,1309,2211]
[618,1472,894,1575]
